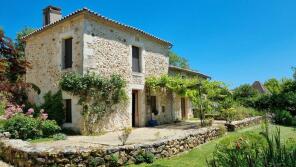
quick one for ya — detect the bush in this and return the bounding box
[41,120,61,137]
[41,91,64,125]
[274,110,295,126]
[109,154,119,167]
[221,105,261,122]
[135,154,145,164]
[4,114,42,139]
[143,152,154,164]
[135,151,154,164]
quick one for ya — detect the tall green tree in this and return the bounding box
[233,84,260,107]
[169,51,189,69]
[15,27,35,57]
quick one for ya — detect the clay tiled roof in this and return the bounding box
[169,65,211,79]
[22,8,172,47]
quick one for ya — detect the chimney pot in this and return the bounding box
[43,6,62,26]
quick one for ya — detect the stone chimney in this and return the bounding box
[43,6,62,26]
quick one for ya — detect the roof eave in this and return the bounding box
[21,8,172,47]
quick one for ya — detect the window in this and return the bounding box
[132,46,141,72]
[63,38,72,69]
[64,99,72,123]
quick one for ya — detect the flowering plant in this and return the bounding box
[4,104,47,120]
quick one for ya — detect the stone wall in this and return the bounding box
[0,127,221,167]
[226,116,263,131]
[25,15,85,104]
[82,15,170,130]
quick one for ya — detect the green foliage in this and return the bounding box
[274,110,296,126]
[208,126,296,167]
[255,78,296,115]
[233,84,260,107]
[216,125,227,136]
[135,151,155,164]
[0,95,6,116]
[15,27,35,57]
[109,154,119,167]
[264,78,282,94]
[3,114,60,140]
[146,75,233,126]
[41,120,61,137]
[4,114,42,139]
[169,51,189,69]
[59,72,127,135]
[41,90,64,125]
[89,157,104,167]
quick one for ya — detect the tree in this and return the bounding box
[169,51,189,69]
[15,27,35,57]
[0,28,39,104]
[264,78,282,94]
[233,84,260,107]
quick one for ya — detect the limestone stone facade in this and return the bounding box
[24,7,208,132]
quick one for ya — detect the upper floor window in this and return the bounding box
[62,37,72,69]
[132,46,141,73]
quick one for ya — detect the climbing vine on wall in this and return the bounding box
[59,72,128,135]
[146,75,233,126]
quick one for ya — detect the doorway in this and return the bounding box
[181,98,186,119]
[132,90,138,127]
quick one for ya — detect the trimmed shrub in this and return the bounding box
[4,114,42,139]
[41,120,61,137]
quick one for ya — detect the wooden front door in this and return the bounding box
[181,98,186,119]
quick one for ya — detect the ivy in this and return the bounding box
[59,72,128,134]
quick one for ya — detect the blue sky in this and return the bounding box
[1,0,295,88]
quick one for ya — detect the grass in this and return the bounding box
[129,124,296,167]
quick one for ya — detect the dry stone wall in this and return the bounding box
[0,127,220,167]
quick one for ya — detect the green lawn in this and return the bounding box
[129,125,296,167]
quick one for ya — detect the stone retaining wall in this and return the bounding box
[226,116,263,131]
[0,127,221,167]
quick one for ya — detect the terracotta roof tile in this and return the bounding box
[22,8,172,46]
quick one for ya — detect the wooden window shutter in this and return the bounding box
[64,38,72,69]
[132,46,140,72]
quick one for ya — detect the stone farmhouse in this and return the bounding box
[24,6,210,132]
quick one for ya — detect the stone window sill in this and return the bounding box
[132,72,144,77]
